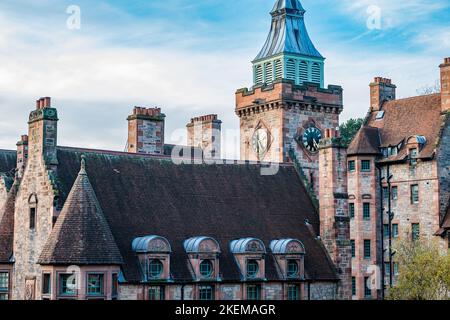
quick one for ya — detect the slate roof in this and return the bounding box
[38,156,124,266]
[52,147,338,283]
[254,0,323,62]
[0,179,18,263]
[348,94,443,161]
[0,149,16,174]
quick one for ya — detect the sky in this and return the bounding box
[0,0,449,159]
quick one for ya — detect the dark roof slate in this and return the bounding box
[38,157,124,266]
[0,149,16,174]
[0,179,18,263]
[347,126,380,156]
[53,147,338,282]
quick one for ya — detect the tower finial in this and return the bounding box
[80,155,87,175]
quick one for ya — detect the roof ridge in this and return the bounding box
[383,93,440,105]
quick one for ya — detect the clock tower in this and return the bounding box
[235,0,343,195]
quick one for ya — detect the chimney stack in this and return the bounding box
[16,135,29,178]
[369,77,396,112]
[440,57,450,113]
[187,114,222,159]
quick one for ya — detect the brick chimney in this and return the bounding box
[28,97,58,167]
[440,57,450,113]
[187,114,222,159]
[16,135,29,178]
[318,129,352,300]
[369,77,396,112]
[127,107,166,155]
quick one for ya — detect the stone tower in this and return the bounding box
[236,0,343,196]
[187,114,222,159]
[127,107,166,155]
[318,129,352,300]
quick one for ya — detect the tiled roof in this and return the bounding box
[0,179,18,263]
[52,147,338,282]
[347,126,380,156]
[348,94,443,161]
[38,156,124,266]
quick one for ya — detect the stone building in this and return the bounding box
[347,60,450,300]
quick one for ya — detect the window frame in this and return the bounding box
[246,284,261,301]
[199,285,215,301]
[287,284,300,301]
[392,224,399,238]
[58,273,78,298]
[286,260,299,279]
[363,240,371,260]
[351,277,356,296]
[246,260,260,279]
[148,286,165,301]
[348,161,356,172]
[363,203,371,220]
[148,259,164,280]
[361,160,371,172]
[391,186,398,200]
[111,273,118,299]
[349,203,355,219]
[86,273,105,297]
[364,277,372,298]
[410,185,419,204]
[42,273,51,296]
[199,260,214,279]
[350,240,355,258]
[411,223,420,241]
[0,271,9,299]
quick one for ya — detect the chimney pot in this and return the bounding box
[43,97,51,108]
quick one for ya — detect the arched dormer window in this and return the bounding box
[132,235,171,282]
[270,239,305,280]
[230,238,266,280]
[28,194,38,230]
[184,237,221,280]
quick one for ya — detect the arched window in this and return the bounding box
[28,194,38,230]
[311,63,321,84]
[246,260,259,278]
[299,61,308,84]
[148,259,164,279]
[286,59,296,81]
[287,260,299,278]
[264,62,273,83]
[255,65,263,85]
[199,260,214,278]
[274,60,282,80]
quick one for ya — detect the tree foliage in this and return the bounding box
[339,118,364,147]
[387,238,450,300]
[416,80,441,95]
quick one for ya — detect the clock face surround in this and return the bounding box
[252,128,269,157]
[301,126,322,153]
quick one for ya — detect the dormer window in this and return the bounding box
[184,237,221,281]
[132,235,171,282]
[270,239,305,280]
[230,238,266,280]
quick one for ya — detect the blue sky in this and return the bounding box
[0,0,449,158]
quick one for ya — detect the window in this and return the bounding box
[199,260,214,278]
[112,274,118,299]
[199,285,214,301]
[384,224,389,238]
[247,284,261,300]
[364,240,371,259]
[351,240,355,258]
[351,277,356,296]
[0,272,9,300]
[349,203,355,219]
[392,224,399,238]
[383,187,389,200]
[411,185,419,204]
[148,286,165,300]
[246,260,259,279]
[255,65,263,85]
[264,62,273,83]
[348,161,356,172]
[392,186,398,200]
[59,274,77,296]
[148,259,164,279]
[29,207,36,230]
[311,63,321,84]
[299,61,308,83]
[394,262,399,276]
[409,148,418,166]
[274,60,282,80]
[87,274,104,296]
[361,160,371,172]
[364,277,372,298]
[384,262,391,276]
[286,59,296,81]
[363,203,371,220]
[287,284,300,300]
[42,273,51,295]
[287,260,299,278]
[412,223,420,241]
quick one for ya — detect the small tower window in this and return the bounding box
[148,259,164,279]
[299,61,308,84]
[255,65,263,85]
[246,260,259,278]
[311,63,321,84]
[264,62,273,83]
[286,59,296,81]
[274,60,283,80]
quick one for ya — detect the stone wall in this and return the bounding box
[309,282,337,300]
[437,115,450,221]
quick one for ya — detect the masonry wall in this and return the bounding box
[436,115,450,222]
[309,282,337,300]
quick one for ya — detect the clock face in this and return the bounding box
[252,128,269,157]
[302,126,322,153]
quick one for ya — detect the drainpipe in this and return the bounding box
[386,165,394,289]
[377,165,385,300]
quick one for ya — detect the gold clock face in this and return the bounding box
[252,128,269,157]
